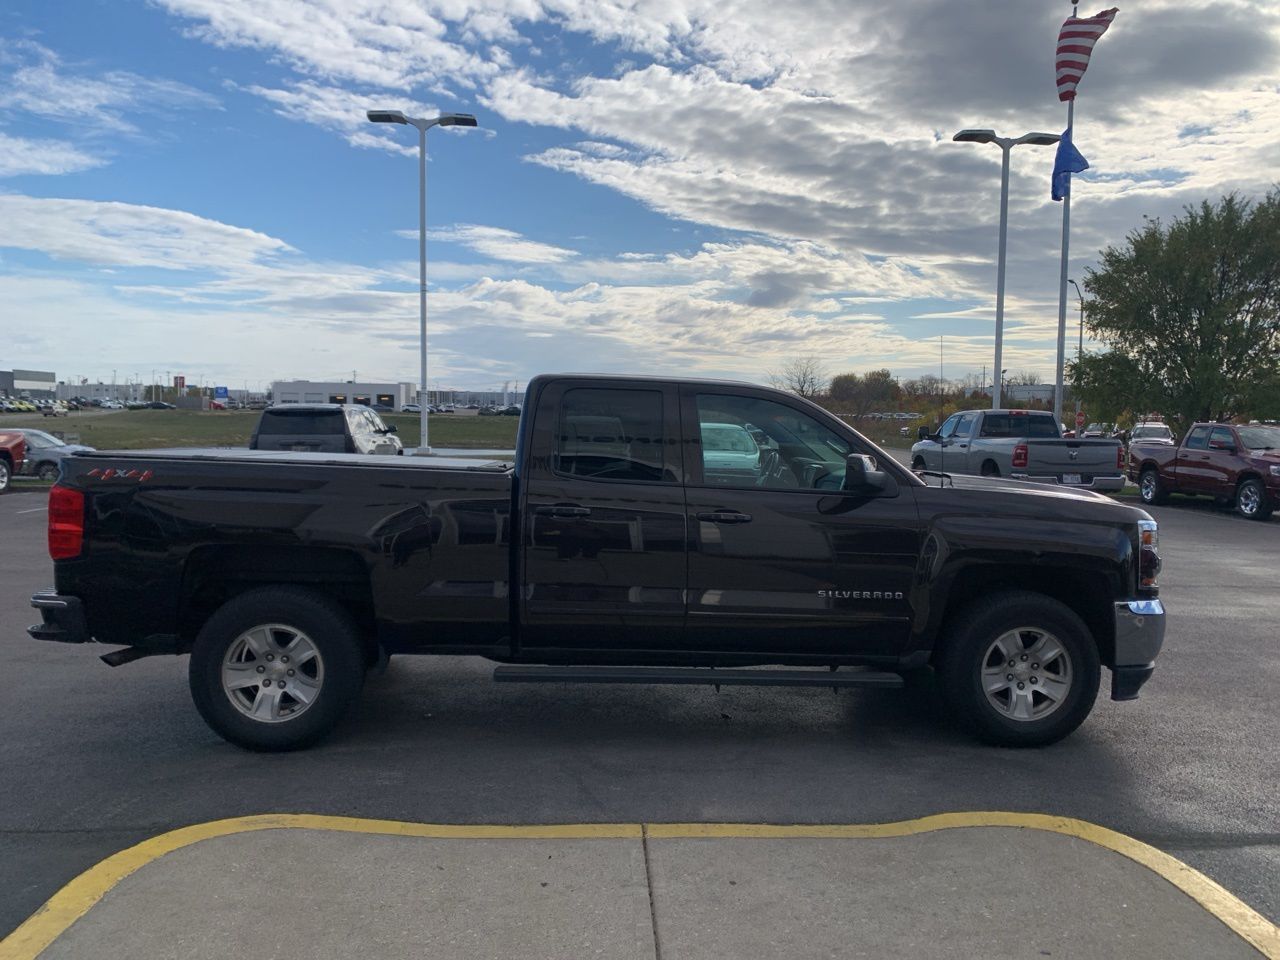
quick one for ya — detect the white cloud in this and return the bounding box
[242,81,438,154]
[425,224,578,262]
[0,39,219,134]
[0,133,103,177]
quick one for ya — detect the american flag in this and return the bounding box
[1056,8,1119,102]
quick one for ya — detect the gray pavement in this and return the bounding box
[1,480,1278,955]
[30,827,1265,959]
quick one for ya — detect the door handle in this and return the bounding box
[697,511,753,524]
[535,504,592,518]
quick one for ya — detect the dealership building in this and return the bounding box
[271,380,417,410]
[1,369,56,400]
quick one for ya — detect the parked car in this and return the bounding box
[249,404,403,456]
[911,409,1125,491]
[1129,422,1175,445]
[30,373,1165,751]
[0,428,95,481]
[1130,421,1280,520]
[38,401,69,417]
[145,401,176,410]
[0,431,25,493]
[402,403,422,414]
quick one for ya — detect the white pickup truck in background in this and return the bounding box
[910,409,1126,491]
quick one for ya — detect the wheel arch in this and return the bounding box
[179,545,378,661]
[931,566,1116,668]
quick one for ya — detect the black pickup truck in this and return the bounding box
[30,374,1165,751]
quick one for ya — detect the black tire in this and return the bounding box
[937,591,1100,747]
[1236,478,1274,521]
[189,586,366,751]
[0,458,10,493]
[35,461,58,482]
[1138,467,1169,505]
[980,460,1000,478]
[911,456,926,471]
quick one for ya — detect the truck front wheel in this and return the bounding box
[937,591,1100,747]
[188,587,366,751]
[1236,478,1274,521]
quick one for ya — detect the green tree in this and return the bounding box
[1077,192,1280,437]
[829,368,900,419]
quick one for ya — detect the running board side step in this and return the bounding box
[492,665,903,688]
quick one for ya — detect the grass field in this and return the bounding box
[2,410,520,450]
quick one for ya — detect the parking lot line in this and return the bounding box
[1,812,1275,960]
[15,507,46,515]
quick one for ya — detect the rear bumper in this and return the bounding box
[1012,473,1126,492]
[28,589,92,644]
[1110,598,1164,701]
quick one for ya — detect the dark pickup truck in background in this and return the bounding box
[31,374,1165,750]
[1130,421,1280,520]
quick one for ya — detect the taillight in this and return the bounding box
[1012,443,1028,469]
[48,485,85,561]
[1138,519,1160,590]
[1117,445,1125,469]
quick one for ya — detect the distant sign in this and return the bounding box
[173,375,186,390]
[1075,410,1086,427]
[214,385,229,399]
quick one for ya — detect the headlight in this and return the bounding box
[1270,465,1280,477]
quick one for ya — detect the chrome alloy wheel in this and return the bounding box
[981,628,1073,722]
[221,623,324,723]
[1238,483,1261,517]
[1140,471,1157,502]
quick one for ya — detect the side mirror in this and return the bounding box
[917,426,930,441]
[843,453,890,493]
[385,423,398,434]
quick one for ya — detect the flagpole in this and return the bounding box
[1054,97,1073,427]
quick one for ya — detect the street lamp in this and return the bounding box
[367,108,478,454]
[1069,277,1085,430]
[953,129,1061,410]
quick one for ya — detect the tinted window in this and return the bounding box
[1184,426,1210,450]
[1209,426,1235,449]
[937,415,960,439]
[696,394,849,490]
[952,414,975,437]
[980,413,1059,438]
[556,389,667,482]
[257,409,346,436]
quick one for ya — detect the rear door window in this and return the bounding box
[555,389,668,483]
[1184,426,1210,450]
[256,409,346,436]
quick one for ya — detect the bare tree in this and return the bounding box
[768,356,829,399]
[1008,370,1043,386]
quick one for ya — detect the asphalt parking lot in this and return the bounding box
[1,482,1277,953]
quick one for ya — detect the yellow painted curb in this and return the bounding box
[0,812,1275,960]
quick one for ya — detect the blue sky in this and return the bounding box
[1,0,1277,391]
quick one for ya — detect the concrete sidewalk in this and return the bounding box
[5,818,1271,960]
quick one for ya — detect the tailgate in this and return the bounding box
[1025,440,1121,472]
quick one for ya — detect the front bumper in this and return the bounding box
[1110,598,1165,701]
[28,589,91,644]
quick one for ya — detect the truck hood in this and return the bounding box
[913,471,1151,524]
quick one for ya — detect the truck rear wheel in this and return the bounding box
[937,591,1100,747]
[0,458,9,493]
[1139,467,1168,505]
[188,587,366,751]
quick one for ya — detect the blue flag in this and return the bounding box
[1052,126,1089,201]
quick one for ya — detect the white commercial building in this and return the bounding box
[271,380,416,410]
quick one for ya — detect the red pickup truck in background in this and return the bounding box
[0,431,26,494]
[1129,422,1280,521]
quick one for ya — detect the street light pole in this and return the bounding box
[1069,277,1085,431]
[953,129,1061,409]
[367,108,478,455]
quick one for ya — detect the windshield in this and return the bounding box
[256,409,346,436]
[1237,425,1280,450]
[1132,425,1172,440]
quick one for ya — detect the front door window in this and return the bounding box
[694,394,850,490]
